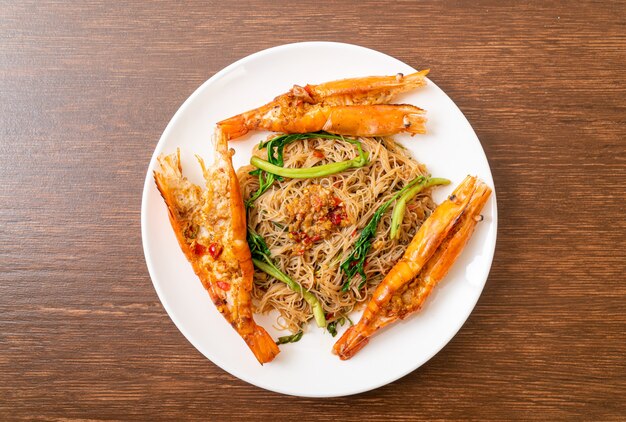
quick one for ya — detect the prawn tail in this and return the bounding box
[245,324,280,365]
[217,114,251,140]
[403,111,428,135]
[332,326,370,360]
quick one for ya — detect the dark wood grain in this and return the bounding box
[1,1,625,420]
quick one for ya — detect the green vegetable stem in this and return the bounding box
[246,132,368,207]
[250,147,368,179]
[276,331,303,345]
[248,229,327,328]
[389,177,450,240]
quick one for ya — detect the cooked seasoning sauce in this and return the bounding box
[284,184,350,254]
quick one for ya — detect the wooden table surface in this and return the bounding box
[1,1,625,420]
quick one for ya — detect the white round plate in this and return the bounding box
[141,42,497,397]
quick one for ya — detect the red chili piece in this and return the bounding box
[194,243,207,256]
[329,211,343,226]
[208,243,223,259]
[217,281,231,291]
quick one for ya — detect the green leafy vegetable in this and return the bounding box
[271,221,286,230]
[327,316,350,337]
[327,321,338,337]
[390,177,450,239]
[276,331,303,345]
[340,175,448,291]
[245,132,368,207]
[248,229,326,327]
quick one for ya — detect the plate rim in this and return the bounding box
[141,41,498,397]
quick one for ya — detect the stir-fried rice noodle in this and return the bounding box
[238,135,435,332]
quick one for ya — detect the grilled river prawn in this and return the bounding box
[333,176,491,360]
[217,70,429,139]
[154,128,279,364]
